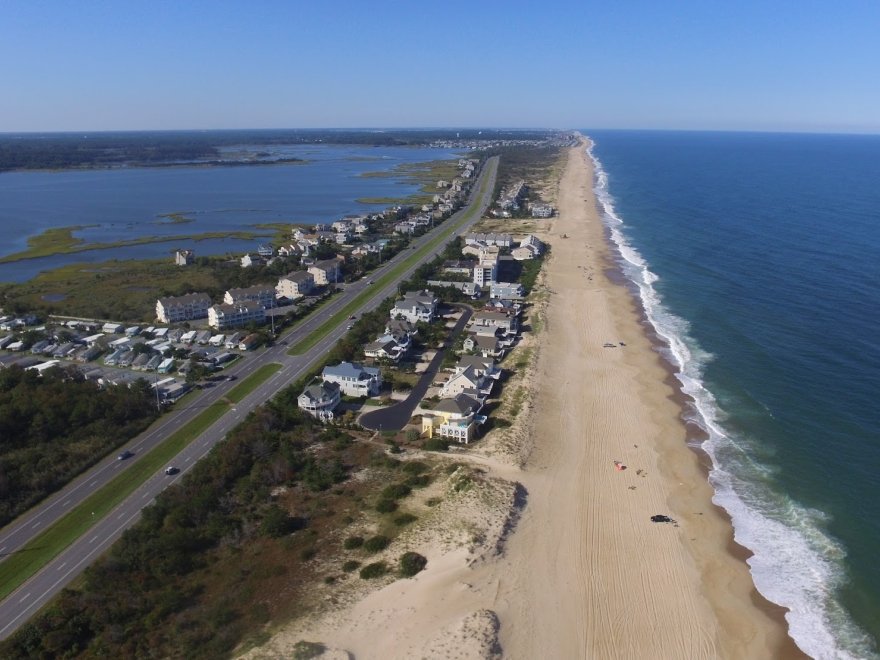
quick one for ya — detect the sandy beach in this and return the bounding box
[244,139,802,659]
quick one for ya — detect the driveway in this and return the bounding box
[359,305,472,431]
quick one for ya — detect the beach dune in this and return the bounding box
[243,138,801,660]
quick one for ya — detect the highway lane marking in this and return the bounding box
[89,535,98,544]
[57,563,66,571]
[0,546,5,554]
[89,480,98,487]
[141,492,150,499]
[62,499,71,506]
[30,522,40,530]
[117,513,127,520]
[18,593,30,603]
[0,506,145,638]
[184,456,192,462]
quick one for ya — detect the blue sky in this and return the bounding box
[2,0,879,132]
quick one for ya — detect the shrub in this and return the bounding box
[300,547,316,561]
[399,552,427,577]
[381,483,412,500]
[393,513,418,526]
[424,438,449,452]
[405,474,431,488]
[359,562,388,579]
[259,505,299,538]
[426,497,442,507]
[343,536,364,550]
[402,461,428,475]
[363,535,390,553]
[293,641,326,660]
[375,499,398,513]
[405,429,420,443]
[342,560,361,573]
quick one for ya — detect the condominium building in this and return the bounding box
[156,292,212,323]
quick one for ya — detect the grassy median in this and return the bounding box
[0,363,282,601]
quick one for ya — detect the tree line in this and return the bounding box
[0,365,159,527]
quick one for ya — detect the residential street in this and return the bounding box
[359,305,472,431]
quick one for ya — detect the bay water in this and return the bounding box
[0,144,461,282]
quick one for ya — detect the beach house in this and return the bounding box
[297,381,341,421]
[321,361,381,397]
[421,393,486,444]
[390,290,439,324]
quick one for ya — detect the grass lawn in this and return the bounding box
[0,398,233,601]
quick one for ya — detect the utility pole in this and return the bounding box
[153,372,162,412]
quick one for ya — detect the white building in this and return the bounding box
[276,271,315,299]
[390,290,439,324]
[308,259,341,286]
[208,301,266,329]
[156,292,212,323]
[224,285,275,308]
[321,361,381,397]
[298,381,341,421]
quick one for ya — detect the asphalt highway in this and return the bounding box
[0,156,497,639]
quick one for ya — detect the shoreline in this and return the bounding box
[240,139,804,659]
[485,138,801,658]
[589,141,807,657]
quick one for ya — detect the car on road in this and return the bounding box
[346,324,353,330]
[164,466,179,476]
[368,280,374,284]
[117,450,133,461]
[349,314,356,319]
[225,375,237,381]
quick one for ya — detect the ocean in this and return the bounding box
[587,130,880,659]
[0,144,461,282]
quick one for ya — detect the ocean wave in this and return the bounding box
[586,140,877,660]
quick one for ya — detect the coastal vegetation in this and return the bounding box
[0,379,443,659]
[357,158,463,206]
[0,364,159,527]
[0,227,274,264]
[0,253,299,321]
[156,212,195,224]
[485,144,564,201]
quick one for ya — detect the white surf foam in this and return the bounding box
[586,139,877,659]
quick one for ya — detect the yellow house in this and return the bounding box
[421,394,485,444]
